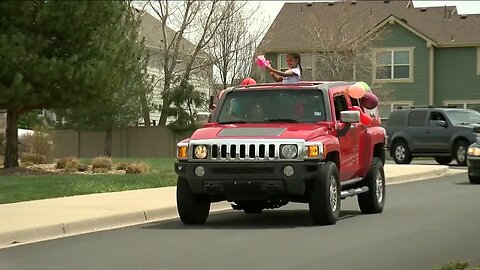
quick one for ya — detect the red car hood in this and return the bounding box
[190,123,331,141]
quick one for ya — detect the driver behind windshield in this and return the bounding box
[217,90,326,124]
[246,103,265,122]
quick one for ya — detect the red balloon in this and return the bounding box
[360,92,379,110]
[351,106,371,126]
[360,112,372,126]
[241,77,257,86]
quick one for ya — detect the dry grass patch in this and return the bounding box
[125,162,151,174]
[21,153,49,164]
[115,161,131,170]
[77,163,89,172]
[56,157,78,169]
[92,156,112,171]
[56,157,90,173]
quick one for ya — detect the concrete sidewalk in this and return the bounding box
[0,164,464,249]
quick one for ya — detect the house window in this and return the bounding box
[374,48,413,82]
[278,53,313,80]
[445,100,480,112]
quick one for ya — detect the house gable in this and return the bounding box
[367,15,437,46]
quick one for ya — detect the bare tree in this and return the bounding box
[209,1,267,90]
[147,0,243,126]
[304,4,389,82]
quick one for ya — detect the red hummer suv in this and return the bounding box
[174,82,386,225]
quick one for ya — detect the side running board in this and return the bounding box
[341,186,369,199]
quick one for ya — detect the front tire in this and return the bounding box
[358,157,385,214]
[177,176,211,224]
[392,140,412,164]
[454,141,468,166]
[435,156,452,165]
[469,169,480,184]
[308,161,340,225]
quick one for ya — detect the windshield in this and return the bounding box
[216,90,326,124]
[445,110,480,125]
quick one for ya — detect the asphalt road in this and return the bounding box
[1,173,479,270]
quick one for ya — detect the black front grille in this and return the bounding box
[211,167,274,174]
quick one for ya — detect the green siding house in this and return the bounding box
[257,0,480,119]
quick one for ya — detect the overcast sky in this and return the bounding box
[254,1,480,29]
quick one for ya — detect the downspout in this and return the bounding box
[428,43,434,105]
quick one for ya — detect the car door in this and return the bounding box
[333,94,359,181]
[406,110,428,152]
[424,111,451,152]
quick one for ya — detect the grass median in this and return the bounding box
[0,158,177,204]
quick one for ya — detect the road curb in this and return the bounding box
[386,166,458,185]
[0,202,231,249]
[0,167,463,249]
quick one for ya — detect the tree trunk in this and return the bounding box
[158,99,170,126]
[140,93,151,127]
[104,128,112,157]
[4,109,19,168]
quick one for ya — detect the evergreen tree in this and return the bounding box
[0,1,149,167]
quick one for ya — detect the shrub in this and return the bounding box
[92,156,112,171]
[64,159,80,172]
[116,161,131,170]
[77,163,89,172]
[434,261,480,270]
[18,126,53,161]
[32,125,53,158]
[21,153,49,164]
[56,157,78,169]
[18,134,33,154]
[125,162,151,174]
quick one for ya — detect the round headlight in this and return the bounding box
[281,145,298,159]
[194,145,208,159]
[468,147,480,156]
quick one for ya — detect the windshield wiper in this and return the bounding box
[219,120,248,124]
[456,122,471,125]
[266,118,299,123]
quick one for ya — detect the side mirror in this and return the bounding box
[209,95,216,110]
[340,111,360,124]
[432,120,447,128]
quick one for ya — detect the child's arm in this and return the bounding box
[269,71,283,82]
[267,65,296,77]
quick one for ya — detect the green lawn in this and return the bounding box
[0,158,177,204]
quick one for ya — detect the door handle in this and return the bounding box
[426,130,431,134]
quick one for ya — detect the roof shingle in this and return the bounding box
[258,1,480,51]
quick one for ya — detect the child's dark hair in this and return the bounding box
[287,52,302,74]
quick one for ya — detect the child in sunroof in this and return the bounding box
[267,52,302,84]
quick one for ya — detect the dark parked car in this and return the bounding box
[386,106,480,165]
[468,143,480,184]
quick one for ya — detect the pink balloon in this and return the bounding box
[241,77,257,86]
[256,55,270,69]
[348,83,367,99]
[360,92,379,110]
